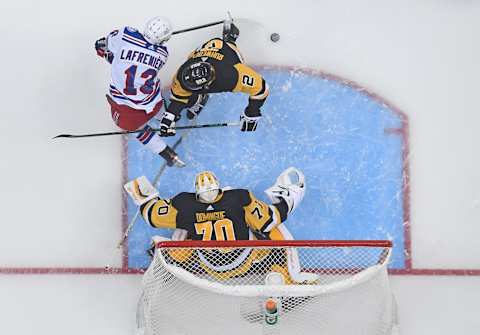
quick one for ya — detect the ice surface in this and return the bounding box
[127,67,407,269]
[1,0,480,334]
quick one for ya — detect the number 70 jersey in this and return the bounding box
[139,189,285,241]
[106,27,169,113]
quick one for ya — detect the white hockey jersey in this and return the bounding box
[106,27,168,113]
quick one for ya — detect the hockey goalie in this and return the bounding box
[125,167,317,284]
[125,169,399,335]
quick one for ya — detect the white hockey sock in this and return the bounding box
[136,125,167,154]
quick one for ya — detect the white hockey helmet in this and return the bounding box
[143,16,173,45]
[195,171,221,203]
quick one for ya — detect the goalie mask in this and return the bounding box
[195,171,221,203]
[181,61,215,91]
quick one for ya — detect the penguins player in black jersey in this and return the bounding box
[158,21,269,136]
[125,168,318,283]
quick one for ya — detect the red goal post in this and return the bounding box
[138,240,398,335]
[156,239,393,248]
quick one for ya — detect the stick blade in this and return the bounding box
[52,134,72,139]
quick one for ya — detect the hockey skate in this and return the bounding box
[159,146,185,168]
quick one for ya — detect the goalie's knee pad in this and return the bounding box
[265,167,305,214]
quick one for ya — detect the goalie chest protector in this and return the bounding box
[172,189,252,241]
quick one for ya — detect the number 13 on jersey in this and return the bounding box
[123,65,158,95]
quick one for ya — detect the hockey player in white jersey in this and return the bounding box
[95,17,185,167]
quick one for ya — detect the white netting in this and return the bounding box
[137,241,398,335]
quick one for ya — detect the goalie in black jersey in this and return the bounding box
[125,168,318,284]
[158,21,269,136]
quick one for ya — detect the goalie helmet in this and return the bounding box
[195,171,221,203]
[144,16,172,45]
[180,61,215,91]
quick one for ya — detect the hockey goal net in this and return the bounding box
[137,240,398,335]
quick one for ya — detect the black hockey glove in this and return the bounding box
[223,23,240,43]
[159,110,177,136]
[240,109,261,132]
[95,37,114,63]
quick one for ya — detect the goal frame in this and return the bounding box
[140,239,398,335]
[156,239,393,249]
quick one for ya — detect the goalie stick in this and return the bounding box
[104,118,197,270]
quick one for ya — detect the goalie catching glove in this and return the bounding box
[265,167,306,214]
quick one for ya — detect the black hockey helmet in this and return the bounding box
[180,61,215,91]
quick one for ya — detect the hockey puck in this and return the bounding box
[270,33,280,43]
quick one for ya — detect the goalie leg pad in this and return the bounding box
[270,224,319,284]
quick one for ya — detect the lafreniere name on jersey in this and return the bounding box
[196,211,226,222]
[191,50,224,61]
[120,49,165,70]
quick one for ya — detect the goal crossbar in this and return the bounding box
[157,239,393,249]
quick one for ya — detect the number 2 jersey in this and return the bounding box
[168,38,269,116]
[106,27,168,113]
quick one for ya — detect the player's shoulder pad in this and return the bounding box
[124,26,139,34]
[171,192,197,208]
[225,41,238,48]
[123,26,148,42]
[157,44,168,55]
[224,188,251,206]
[108,29,119,38]
[199,37,223,48]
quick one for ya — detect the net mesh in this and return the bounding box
[138,241,397,335]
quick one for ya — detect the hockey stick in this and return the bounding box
[104,119,197,270]
[172,20,224,35]
[116,119,194,250]
[172,11,232,35]
[53,122,239,139]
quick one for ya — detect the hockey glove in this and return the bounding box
[223,23,240,43]
[240,110,261,132]
[95,37,113,63]
[187,94,209,119]
[159,110,177,136]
